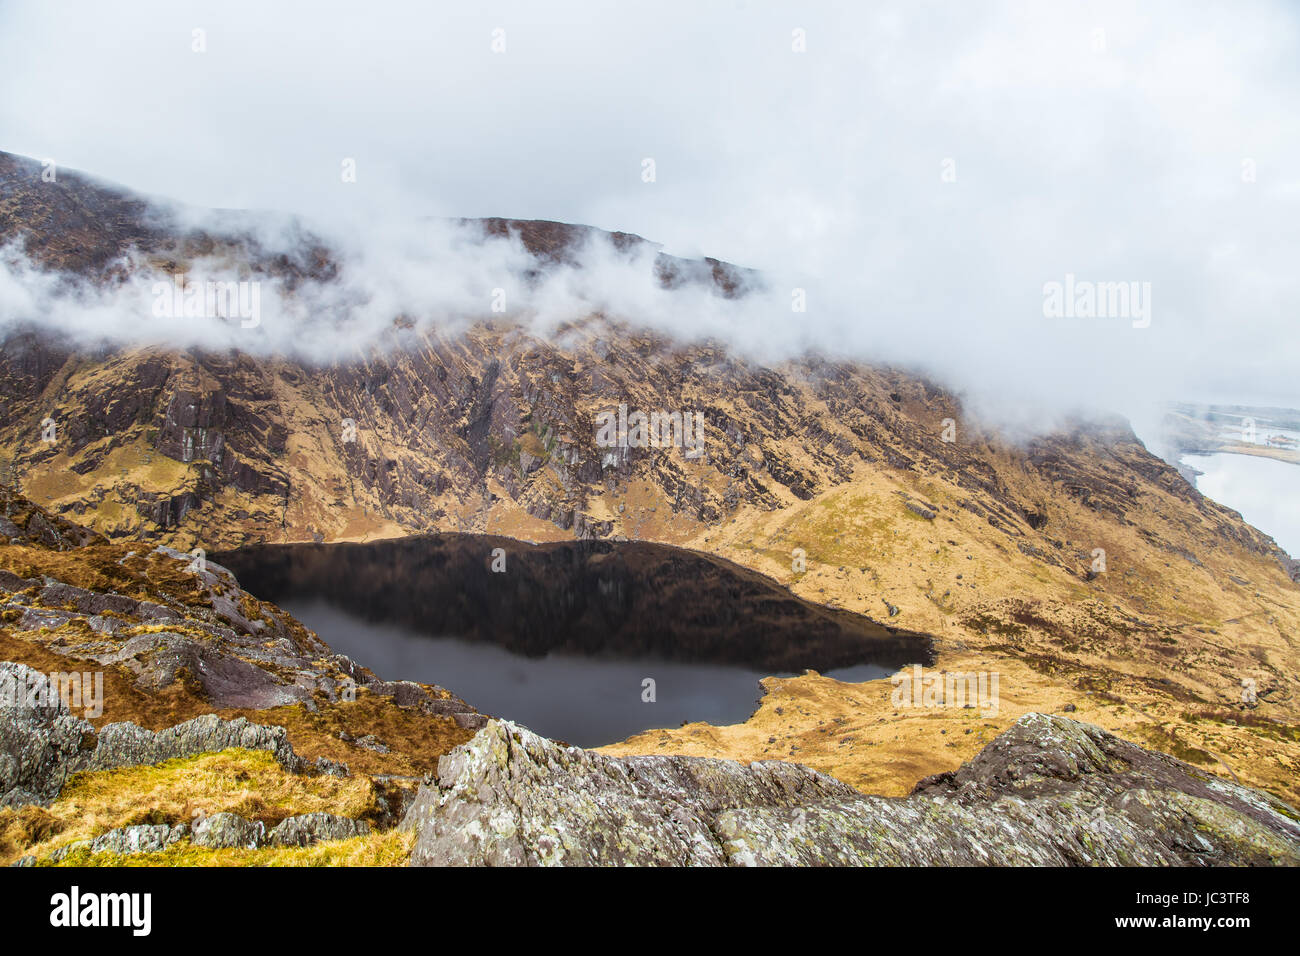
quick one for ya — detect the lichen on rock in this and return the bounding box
[401,714,1300,866]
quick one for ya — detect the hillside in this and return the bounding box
[2,151,1299,812]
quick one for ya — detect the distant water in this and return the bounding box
[1183,453,1300,557]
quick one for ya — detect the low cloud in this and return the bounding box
[1,0,1298,439]
[0,216,796,366]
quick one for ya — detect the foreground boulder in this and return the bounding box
[401,714,1300,866]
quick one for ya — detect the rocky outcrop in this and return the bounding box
[0,663,308,806]
[0,491,482,832]
[88,713,305,775]
[266,812,369,847]
[186,810,370,851]
[191,812,264,850]
[401,715,1300,866]
[47,823,190,862]
[0,512,484,721]
[22,812,368,863]
[0,662,97,806]
[0,491,105,551]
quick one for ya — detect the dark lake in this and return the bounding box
[215,535,933,747]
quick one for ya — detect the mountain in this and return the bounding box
[2,151,1300,818]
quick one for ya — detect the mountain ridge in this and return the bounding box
[2,152,1299,810]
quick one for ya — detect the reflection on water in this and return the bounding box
[286,598,895,746]
[216,535,933,747]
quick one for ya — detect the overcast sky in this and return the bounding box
[2,0,1298,437]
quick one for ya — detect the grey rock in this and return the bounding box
[45,823,188,862]
[267,812,370,847]
[314,756,349,777]
[89,823,188,855]
[363,679,480,724]
[83,615,122,636]
[402,719,857,866]
[0,669,307,807]
[18,607,76,631]
[38,582,143,618]
[191,812,263,850]
[95,631,308,709]
[402,714,1300,867]
[89,713,305,775]
[0,663,97,806]
[90,823,176,855]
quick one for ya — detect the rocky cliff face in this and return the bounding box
[401,715,1300,866]
[4,151,1278,569]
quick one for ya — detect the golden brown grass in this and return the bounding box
[599,453,1300,809]
[1,748,376,865]
[36,829,414,867]
[218,693,475,777]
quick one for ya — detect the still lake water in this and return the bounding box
[284,597,895,746]
[217,535,932,747]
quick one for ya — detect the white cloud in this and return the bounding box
[1,0,1297,431]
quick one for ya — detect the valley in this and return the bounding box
[1,150,1298,866]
